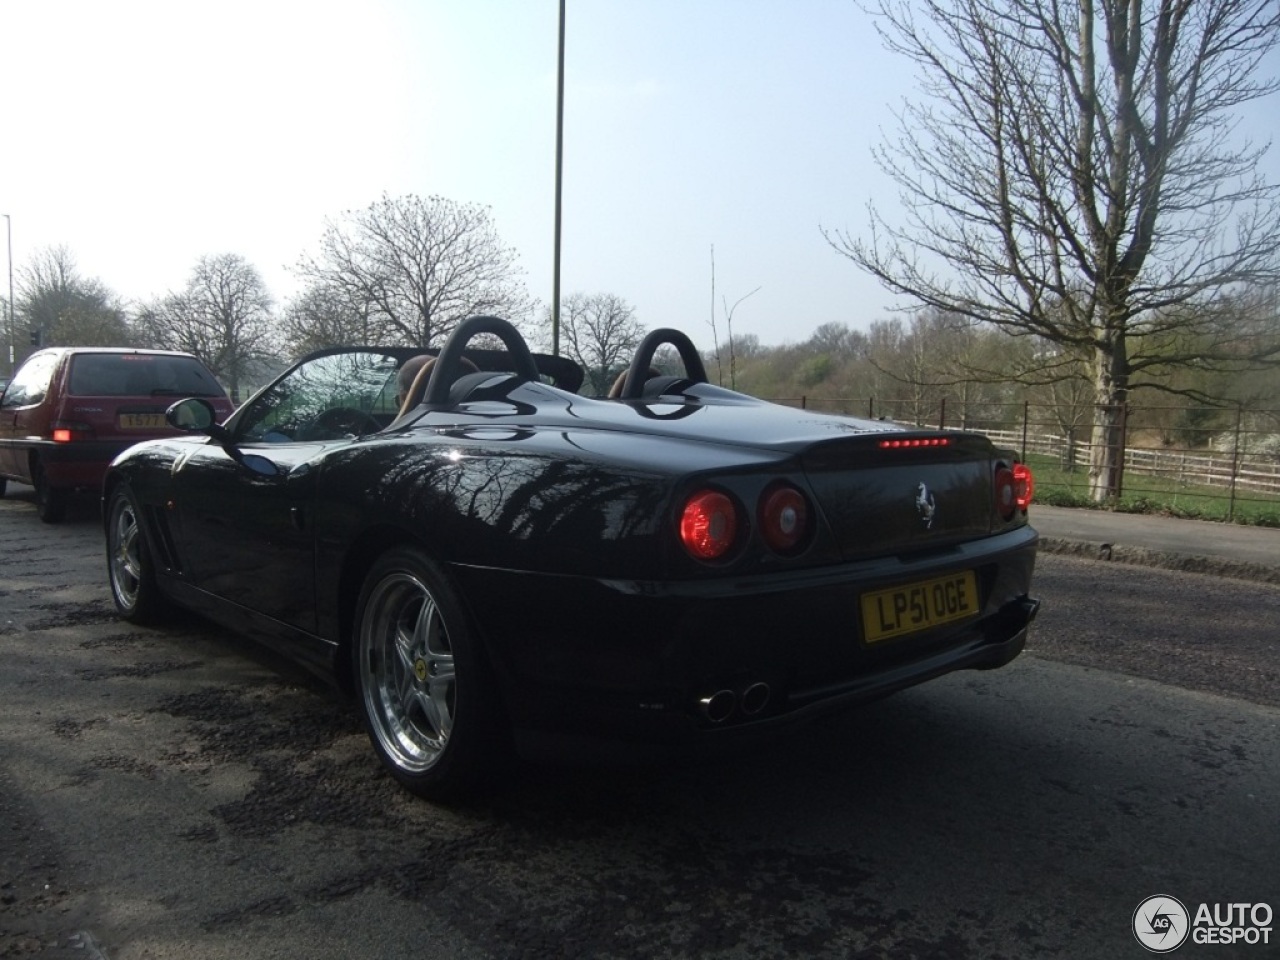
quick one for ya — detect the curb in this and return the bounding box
[1038,537,1280,586]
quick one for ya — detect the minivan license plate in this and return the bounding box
[119,413,166,429]
[860,571,979,644]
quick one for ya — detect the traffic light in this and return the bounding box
[29,328,41,347]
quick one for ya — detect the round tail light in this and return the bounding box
[1013,462,1034,509]
[758,484,810,554]
[995,466,1017,521]
[679,490,740,561]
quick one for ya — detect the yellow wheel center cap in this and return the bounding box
[414,658,428,682]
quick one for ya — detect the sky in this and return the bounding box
[1,1,1277,354]
[0,0,920,350]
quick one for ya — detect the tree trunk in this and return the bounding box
[1088,341,1129,502]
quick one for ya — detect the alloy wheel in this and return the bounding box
[108,494,144,612]
[359,571,457,774]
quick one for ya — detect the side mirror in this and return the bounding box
[166,396,276,476]
[167,397,216,431]
[167,397,230,443]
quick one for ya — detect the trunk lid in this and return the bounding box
[801,432,999,560]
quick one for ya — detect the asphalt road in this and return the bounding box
[2,490,1278,959]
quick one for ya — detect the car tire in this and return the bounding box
[106,483,170,624]
[33,460,69,524]
[353,547,511,802]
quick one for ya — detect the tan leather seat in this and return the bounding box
[397,356,480,418]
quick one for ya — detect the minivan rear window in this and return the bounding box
[68,354,225,398]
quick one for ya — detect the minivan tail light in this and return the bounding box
[51,421,95,443]
[680,489,740,562]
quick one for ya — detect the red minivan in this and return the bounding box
[0,348,234,522]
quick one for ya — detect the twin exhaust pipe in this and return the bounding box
[697,681,771,724]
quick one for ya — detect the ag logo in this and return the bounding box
[1133,895,1190,953]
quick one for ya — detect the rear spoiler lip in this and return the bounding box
[801,430,995,469]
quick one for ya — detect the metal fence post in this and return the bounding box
[1116,402,1128,499]
[1020,401,1029,463]
[1228,404,1243,522]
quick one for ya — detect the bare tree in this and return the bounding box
[280,280,381,358]
[865,314,954,424]
[135,254,276,401]
[706,245,762,389]
[292,194,534,349]
[553,292,645,394]
[826,0,1280,500]
[16,246,131,353]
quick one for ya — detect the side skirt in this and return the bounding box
[161,577,342,689]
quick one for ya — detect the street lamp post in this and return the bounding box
[3,213,13,376]
[551,0,565,357]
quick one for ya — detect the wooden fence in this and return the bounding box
[976,428,1280,496]
[774,396,1280,515]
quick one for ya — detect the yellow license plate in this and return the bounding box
[118,413,166,429]
[860,570,980,644]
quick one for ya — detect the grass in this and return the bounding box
[1024,452,1280,527]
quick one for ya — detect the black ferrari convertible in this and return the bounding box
[104,316,1039,799]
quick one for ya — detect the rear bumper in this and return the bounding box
[517,597,1039,764]
[451,525,1039,743]
[779,593,1037,717]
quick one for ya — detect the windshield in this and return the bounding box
[235,351,402,442]
[68,353,226,398]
